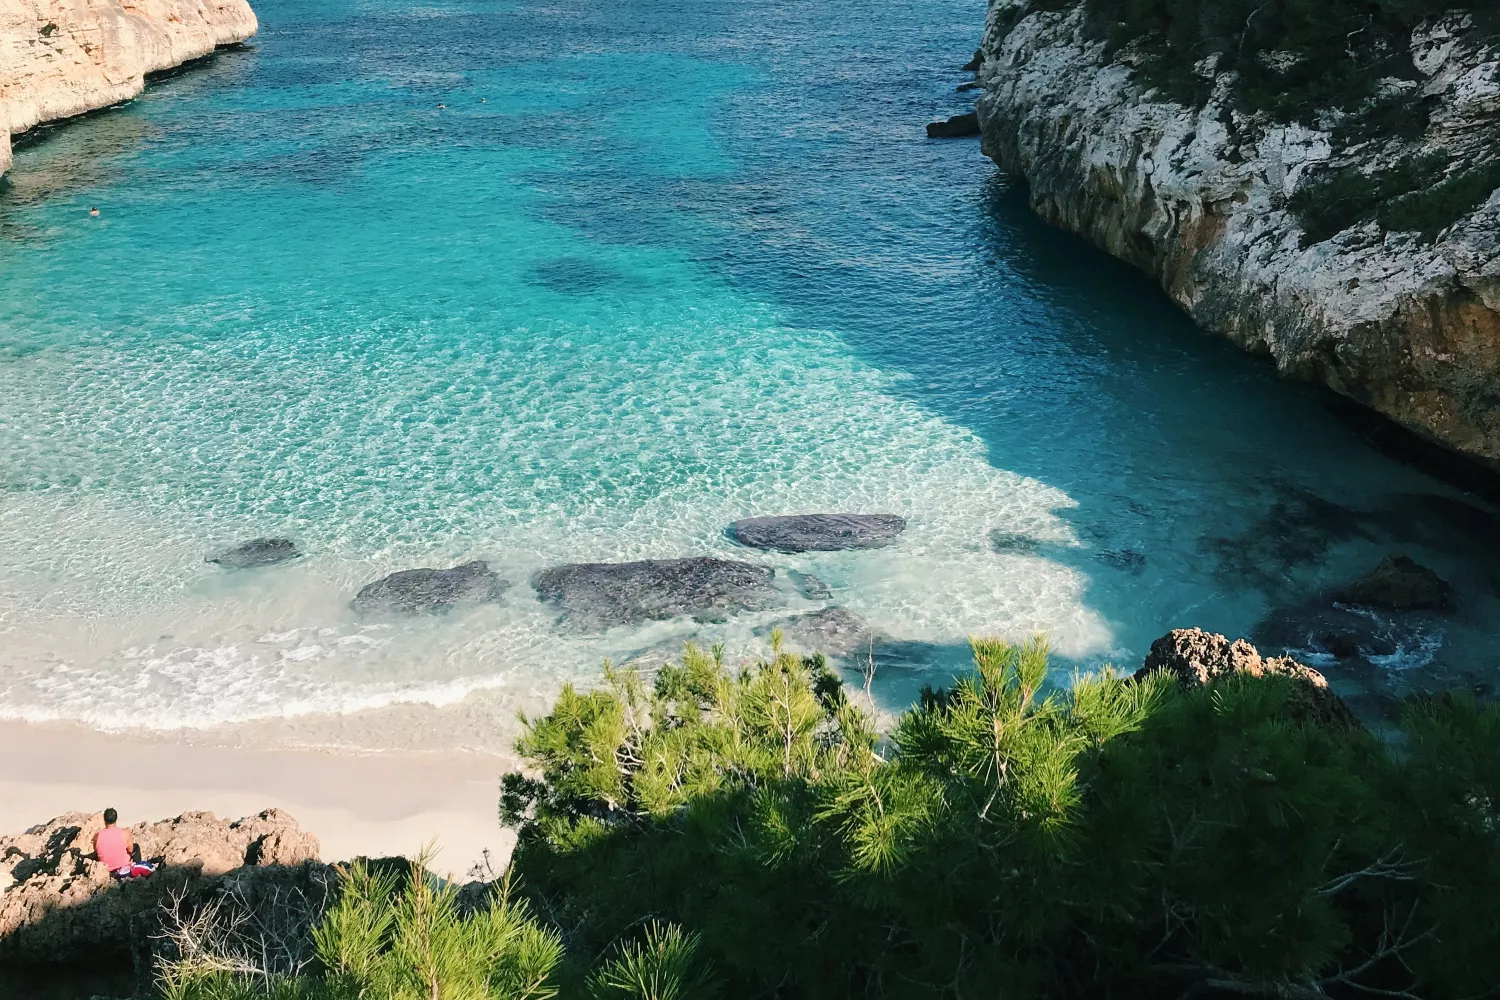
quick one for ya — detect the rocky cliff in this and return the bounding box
[0,0,258,176]
[975,2,1500,470]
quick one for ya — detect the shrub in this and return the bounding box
[501,637,1500,999]
[154,637,1500,999]
[1071,0,1500,125]
[1288,151,1450,243]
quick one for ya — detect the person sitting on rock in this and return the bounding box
[94,808,156,879]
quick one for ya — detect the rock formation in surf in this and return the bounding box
[0,0,259,177]
[533,556,779,630]
[974,1,1500,470]
[352,560,510,614]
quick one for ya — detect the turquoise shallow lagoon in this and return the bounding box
[1,0,1497,734]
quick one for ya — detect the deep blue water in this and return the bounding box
[1,0,1495,733]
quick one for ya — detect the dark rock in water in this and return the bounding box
[1335,554,1455,611]
[757,607,876,659]
[533,556,777,630]
[787,570,832,600]
[1134,628,1358,730]
[1097,548,1146,573]
[729,513,906,553]
[990,530,1043,555]
[956,80,981,92]
[1317,631,1363,660]
[352,561,509,614]
[1202,486,1373,594]
[207,538,300,568]
[926,112,980,138]
[961,47,982,71]
[1255,599,1412,666]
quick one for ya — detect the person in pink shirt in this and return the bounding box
[93,808,156,879]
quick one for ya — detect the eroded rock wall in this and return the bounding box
[976,2,1500,469]
[0,0,258,175]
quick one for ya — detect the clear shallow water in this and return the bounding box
[1,0,1497,734]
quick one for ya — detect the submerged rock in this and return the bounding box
[352,561,509,614]
[1134,628,1358,730]
[1334,554,1455,612]
[534,556,778,630]
[757,606,878,659]
[0,809,321,965]
[787,570,832,600]
[207,538,300,568]
[728,513,907,553]
[926,112,979,138]
[1096,547,1146,573]
[989,530,1043,555]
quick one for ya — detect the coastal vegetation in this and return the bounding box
[1077,0,1499,122]
[159,636,1500,1000]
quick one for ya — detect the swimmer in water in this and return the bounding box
[437,103,446,109]
[481,97,487,103]
[89,207,100,217]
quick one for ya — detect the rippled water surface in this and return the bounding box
[2,0,1497,733]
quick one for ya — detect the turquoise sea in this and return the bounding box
[1,0,1496,734]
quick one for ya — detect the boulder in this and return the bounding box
[728,513,907,553]
[1334,554,1455,611]
[757,607,878,659]
[0,809,320,965]
[533,557,778,630]
[352,561,509,614]
[926,112,979,138]
[207,537,300,568]
[1134,628,1359,730]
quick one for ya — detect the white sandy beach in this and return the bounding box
[0,708,521,878]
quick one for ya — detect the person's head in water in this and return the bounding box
[103,807,118,826]
[89,207,99,217]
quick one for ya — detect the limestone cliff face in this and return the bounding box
[0,0,257,176]
[976,3,1500,470]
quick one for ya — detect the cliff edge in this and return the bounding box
[0,0,258,176]
[976,1,1500,470]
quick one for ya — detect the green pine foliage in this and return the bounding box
[1073,0,1500,122]
[501,637,1500,999]
[159,854,565,1000]
[155,636,1500,999]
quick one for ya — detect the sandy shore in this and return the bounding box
[0,716,520,878]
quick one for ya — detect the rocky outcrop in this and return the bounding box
[0,0,258,177]
[729,513,908,553]
[927,112,981,138]
[352,561,510,614]
[1134,628,1359,729]
[976,2,1500,469]
[0,809,319,964]
[533,556,779,630]
[1334,553,1455,611]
